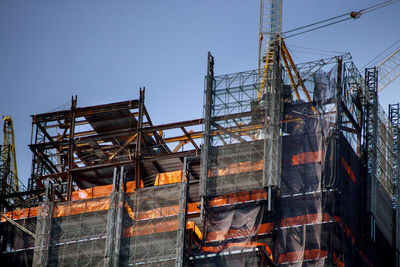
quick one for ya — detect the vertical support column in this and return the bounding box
[334,59,343,201]
[364,67,378,241]
[104,167,125,267]
[336,57,343,131]
[32,179,53,267]
[328,57,343,265]
[262,38,282,211]
[135,88,145,190]
[200,52,214,237]
[67,95,77,201]
[176,157,189,267]
[29,122,39,192]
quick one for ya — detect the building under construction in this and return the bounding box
[1,2,400,267]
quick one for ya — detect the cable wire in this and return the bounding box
[283,0,400,39]
[283,12,349,35]
[287,44,347,55]
[286,17,352,38]
[362,38,400,68]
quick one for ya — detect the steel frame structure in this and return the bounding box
[25,93,203,206]
[2,52,400,266]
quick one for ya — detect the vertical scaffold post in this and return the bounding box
[32,179,53,267]
[176,156,189,267]
[135,88,145,190]
[66,95,77,201]
[364,67,378,242]
[200,52,214,238]
[104,166,125,267]
[389,103,400,255]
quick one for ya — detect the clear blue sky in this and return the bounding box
[0,0,399,186]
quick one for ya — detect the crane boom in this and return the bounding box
[377,46,400,92]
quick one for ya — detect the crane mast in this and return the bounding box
[0,116,19,212]
[258,0,282,71]
[257,0,283,211]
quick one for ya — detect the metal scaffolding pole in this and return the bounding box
[365,67,379,242]
[104,167,125,267]
[175,156,189,267]
[200,52,214,235]
[389,103,400,253]
[32,180,53,267]
[67,96,77,201]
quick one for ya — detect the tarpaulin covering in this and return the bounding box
[1,180,142,222]
[277,101,335,265]
[206,202,264,242]
[209,160,263,177]
[71,180,142,201]
[274,65,375,266]
[209,189,267,207]
[0,206,39,222]
[123,220,202,240]
[154,170,183,186]
[202,197,274,266]
[52,196,110,217]
[197,64,390,266]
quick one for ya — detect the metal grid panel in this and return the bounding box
[47,197,109,266]
[206,69,275,196]
[121,183,184,266]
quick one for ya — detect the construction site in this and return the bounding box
[1,1,400,266]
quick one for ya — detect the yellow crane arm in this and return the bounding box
[257,38,317,113]
[3,116,19,192]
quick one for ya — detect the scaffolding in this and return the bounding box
[1,51,399,266]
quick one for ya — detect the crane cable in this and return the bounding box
[362,38,400,69]
[283,0,400,38]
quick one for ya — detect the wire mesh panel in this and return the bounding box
[206,70,268,196]
[121,183,185,266]
[199,68,278,264]
[47,197,109,266]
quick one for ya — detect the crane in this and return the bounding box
[0,116,19,212]
[376,45,400,92]
[258,1,400,99]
